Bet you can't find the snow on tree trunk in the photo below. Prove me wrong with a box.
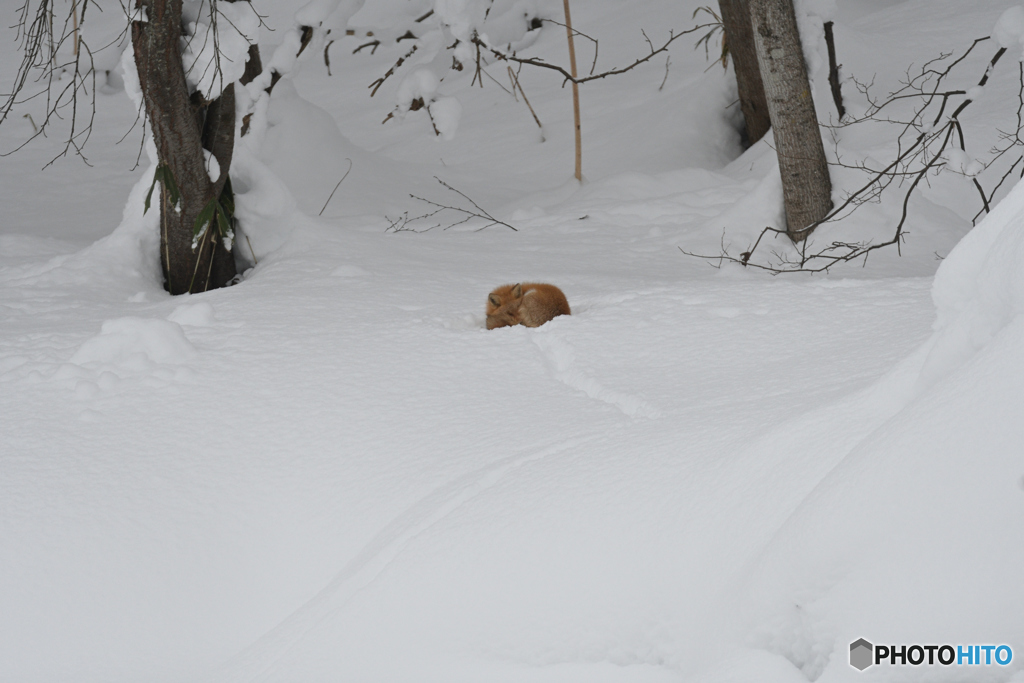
[132,0,236,294]
[749,0,832,242]
[718,0,771,146]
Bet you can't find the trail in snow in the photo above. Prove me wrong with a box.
[221,433,609,681]
[532,328,661,419]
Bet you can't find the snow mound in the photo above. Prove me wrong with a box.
[70,317,197,368]
[259,80,356,216]
[733,179,1024,681]
[919,177,1024,387]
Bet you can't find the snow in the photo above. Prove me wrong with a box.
[430,95,463,140]
[69,317,198,367]
[396,68,440,112]
[945,147,974,175]
[434,0,488,43]
[921,176,1024,387]
[2,0,1023,682]
[994,5,1024,58]
[732,182,1024,671]
[205,150,222,182]
[294,0,347,26]
[181,2,260,100]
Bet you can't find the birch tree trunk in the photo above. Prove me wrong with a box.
[718,0,770,146]
[749,0,832,241]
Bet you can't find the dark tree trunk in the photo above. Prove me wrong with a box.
[132,0,236,294]
[718,0,771,146]
[749,0,832,242]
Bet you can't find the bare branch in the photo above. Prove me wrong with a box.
[1,0,109,163]
[541,18,599,75]
[353,39,380,55]
[471,23,717,88]
[508,66,543,135]
[369,44,418,97]
[823,21,845,120]
[684,38,1023,273]
[386,177,518,233]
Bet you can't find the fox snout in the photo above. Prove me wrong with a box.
[485,283,571,330]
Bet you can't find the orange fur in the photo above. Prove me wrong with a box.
[486,283,571,330]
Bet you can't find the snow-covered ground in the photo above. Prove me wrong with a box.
[2,1,1022,682]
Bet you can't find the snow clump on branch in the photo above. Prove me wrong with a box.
[396,69,441,113]
[430,97,463,140]
[375,0,543,139]
[993,5,1024,60]
[180,0,260,100]
[394,69,462,140]
[943,148,984,178]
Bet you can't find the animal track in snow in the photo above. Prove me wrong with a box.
[532,329,660,419]
[217,433,603,682]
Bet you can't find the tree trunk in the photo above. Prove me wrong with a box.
[132,0,236,294]
[749,0,832,242]
[718,0,770,146]
[563,0,582,182]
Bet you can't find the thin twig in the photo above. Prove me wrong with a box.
[509,66,544,133]
[319,158,353,215]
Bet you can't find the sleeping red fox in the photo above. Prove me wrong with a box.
[486,283,571,330]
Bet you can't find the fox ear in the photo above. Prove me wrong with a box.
[488,294,501,307]
[511,283,523,298]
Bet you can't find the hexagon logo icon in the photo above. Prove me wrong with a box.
[850,638,874,671]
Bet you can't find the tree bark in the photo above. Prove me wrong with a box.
[132,0,236,294]
[749,0,832,241]
[718,0,770,146]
